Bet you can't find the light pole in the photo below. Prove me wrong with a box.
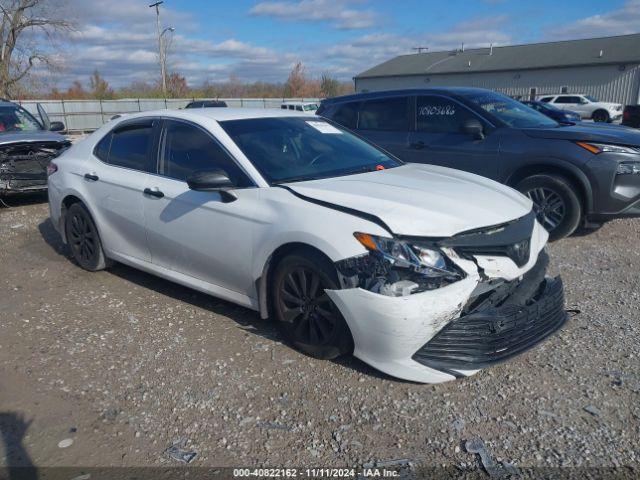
[149,1,166,97]
[160,26,175,96]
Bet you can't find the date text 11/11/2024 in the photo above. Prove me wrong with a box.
[233,467,403,477]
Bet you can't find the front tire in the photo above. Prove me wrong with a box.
[516,174,582,241]
[64,203,110,271]
[592,109,610,123]
[271,250,353,360]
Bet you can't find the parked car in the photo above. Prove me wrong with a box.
[185,100,228,108]
[538,94,623,123]
[0,99,70,196]
[317,88,640,240]
[521,100,581,124]
[622,105,640,128]
[47,108,566,384]
[281,101,319,114]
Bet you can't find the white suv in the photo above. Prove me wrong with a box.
[539,94,623,123]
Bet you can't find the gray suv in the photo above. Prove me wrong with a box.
[0,99,69,196]
[317,88,640,240]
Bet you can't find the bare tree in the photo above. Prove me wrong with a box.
[0,0,72,97]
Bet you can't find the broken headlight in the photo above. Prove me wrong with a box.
[335,233,465,297]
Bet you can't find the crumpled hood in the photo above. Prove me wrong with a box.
[0,130,67,146]
[286,164,532,237]
[522,124,640,144]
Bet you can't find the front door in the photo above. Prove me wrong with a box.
[552,96,587,117]
[142,119,258,297]
[404,95,499,180]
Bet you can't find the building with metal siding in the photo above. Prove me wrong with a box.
[355,34,640,106]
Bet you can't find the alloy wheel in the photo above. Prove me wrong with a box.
[526,187,566,231]
[277,267,338,345]
[68,212,97,264]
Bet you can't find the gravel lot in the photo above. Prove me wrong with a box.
[1,194,639,476]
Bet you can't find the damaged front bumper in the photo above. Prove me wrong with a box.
[327,217,568,384]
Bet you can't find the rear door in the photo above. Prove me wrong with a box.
[404,95,499,179]
[355,96,411,158]
[89,119,158,261]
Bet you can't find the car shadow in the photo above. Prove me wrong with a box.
[0,412,38,480]
[37,218,391,381]
[0,192,48,208]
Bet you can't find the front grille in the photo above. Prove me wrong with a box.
[412,277,567,371]
[457,238,531,268]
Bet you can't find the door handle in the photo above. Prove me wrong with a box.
[84,173,99,181]
[409,141,426,150]
[143,187,164,198]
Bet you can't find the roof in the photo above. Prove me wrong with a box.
[118,107,311,122]
[320,87,488,105]
[356,33,640,79]
[281,101,319,105]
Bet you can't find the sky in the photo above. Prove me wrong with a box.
[39,0,640,89]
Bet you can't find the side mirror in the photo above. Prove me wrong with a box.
[461,118,485,140]
[186,169,237,203]
[49,121,65,132]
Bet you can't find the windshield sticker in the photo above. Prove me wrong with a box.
[306,121,343,134]
[418,105,456,116]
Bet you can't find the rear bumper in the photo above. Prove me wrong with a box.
[412,277,567,373]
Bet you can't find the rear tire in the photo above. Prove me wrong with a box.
[516,174,582,241]
[592,109,610,123]
[271,250,353,360]
[64,203,110,271]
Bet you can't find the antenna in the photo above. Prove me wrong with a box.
[412,47,429,54]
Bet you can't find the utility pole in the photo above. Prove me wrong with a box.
[149,1,166,97]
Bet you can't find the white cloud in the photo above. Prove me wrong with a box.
[545,0,640,40]
[249,0,376,29]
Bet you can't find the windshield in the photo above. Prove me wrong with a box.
[464,92,558,128]
[584,95,598,102]
[220,117,401,184]
[303,104,318,111]
[0,105,42,132]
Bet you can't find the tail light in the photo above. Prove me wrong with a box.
[47,161,58,176]
[623,110,630,121]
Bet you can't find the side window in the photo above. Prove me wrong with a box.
[107,122,154,171]
[161,121,251,187]
[295,105,303,111]
[540,97,553,103]
[330,102,358,129]
[358,97,408,131]
[94,132,112,162]
[281,105,287,109]
[416,96,478,134]
[288,105,295,110]
[554,96,579,104]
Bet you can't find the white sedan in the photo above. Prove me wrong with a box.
[47,108,567,383]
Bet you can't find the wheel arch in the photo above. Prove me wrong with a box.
[505,161,593,213]
[592,108,610,121]
[256,242,338,320]
[59,191,101,244]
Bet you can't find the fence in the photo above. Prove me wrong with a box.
[16,98,322,132]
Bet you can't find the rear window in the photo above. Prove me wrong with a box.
[96,122,155,172]
[330,102,358,129]
[358,97,408,131]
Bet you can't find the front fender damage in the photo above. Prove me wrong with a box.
[326,257,481,384]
